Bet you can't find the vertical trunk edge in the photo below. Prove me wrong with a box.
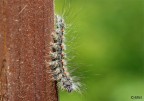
[0,0,58,101]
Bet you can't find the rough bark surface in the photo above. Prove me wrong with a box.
[0,0,58,101]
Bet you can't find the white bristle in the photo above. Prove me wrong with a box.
[49,14,80,93]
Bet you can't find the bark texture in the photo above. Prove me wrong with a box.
[0,0,58,101]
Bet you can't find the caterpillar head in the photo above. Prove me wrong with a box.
[56,15,65,29]
[61,76,81,93]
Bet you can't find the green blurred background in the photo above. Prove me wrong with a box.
[55,0,144,101]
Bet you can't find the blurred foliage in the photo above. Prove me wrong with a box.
[55,0,144,101]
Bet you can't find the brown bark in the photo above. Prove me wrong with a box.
[0,0,58,101]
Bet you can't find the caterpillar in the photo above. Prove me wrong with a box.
[49,15,81,92]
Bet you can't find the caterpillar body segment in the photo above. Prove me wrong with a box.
[49,15,80,92]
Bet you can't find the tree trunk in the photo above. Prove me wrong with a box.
[0,0,58,101]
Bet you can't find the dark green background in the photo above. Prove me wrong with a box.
[55,0,144,101]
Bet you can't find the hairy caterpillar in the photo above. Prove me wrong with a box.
[49,15,81,92]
